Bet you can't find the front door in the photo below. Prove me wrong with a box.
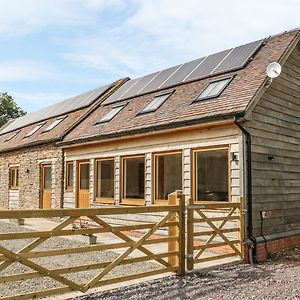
[41,164,52,209]
[77,161,90,208]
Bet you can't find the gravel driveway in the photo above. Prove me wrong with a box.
[74,248,300,300]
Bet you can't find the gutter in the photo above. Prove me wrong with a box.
[233,116,257,264]
[58,111,245,147]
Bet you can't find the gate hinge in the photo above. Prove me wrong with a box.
[242,209,247,215]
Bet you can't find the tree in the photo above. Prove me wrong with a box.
[0,93,26,128]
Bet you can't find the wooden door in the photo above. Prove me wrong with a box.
[41,164,52,209]
[77,162,90,208]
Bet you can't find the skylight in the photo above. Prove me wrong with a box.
[194,77,233,101]
[42,116,66,133]
[139,92,173,114]
[5,130,20,142]
[96,104,126,124]
[24,122,45,138]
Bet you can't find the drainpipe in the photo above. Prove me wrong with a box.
[233,116,257,264]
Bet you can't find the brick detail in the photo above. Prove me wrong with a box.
[243,235,300,262]
[145,153,152,206]
[114,156,120,205]
[183,148,191,201]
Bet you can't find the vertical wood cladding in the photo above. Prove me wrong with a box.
[247,43,300,237]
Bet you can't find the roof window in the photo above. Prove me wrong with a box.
[138,92,173,114]
[96,104,126,124]
[5,130,20,142]
[42,116,66,133]
[24,122,45,138]
[194,77,233,102]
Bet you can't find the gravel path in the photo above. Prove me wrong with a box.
[0,221,159,298]
[74,248,300,300]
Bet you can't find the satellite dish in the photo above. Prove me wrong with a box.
[266,62,282,79]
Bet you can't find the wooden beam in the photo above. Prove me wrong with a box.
[0,205,179,219]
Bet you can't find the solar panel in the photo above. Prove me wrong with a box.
[0,83,112,135]
[139,65,181,94]
[213,40,263,74]
[184,49,232,82]
[102,78,140,105]
[120,71,160,100]
[161,57,205,88]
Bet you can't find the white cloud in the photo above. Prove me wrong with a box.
[0,0,125,37]
[127,0,300,56]
[62,0,300,78]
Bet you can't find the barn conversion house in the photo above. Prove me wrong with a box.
[0,79,126,209]
[0,28,300,262]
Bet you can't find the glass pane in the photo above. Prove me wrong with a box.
[96,160,114,198]
[200,82,218,98]
[80,163,90,190]
[196,149,228,201]
[16,169,19,187]
[67,163,74,188]
[207,79,230,96]
[44,166,52,190]
[98,105,124,123]
[141,93,171,113]
[124,157,145,199]
[156,153,182,200]
[9,169,13,188]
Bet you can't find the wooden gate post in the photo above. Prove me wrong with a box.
[168,192,179,268]
[186,197,194,270]
[178,192,185,275]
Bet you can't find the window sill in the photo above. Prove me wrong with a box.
[94,198,115,204]
[120,199,145,206]
[9,187,19,190]
[153,199,169,205]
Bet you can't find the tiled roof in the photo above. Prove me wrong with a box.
[61,29,299,145]
[0,79,127,152]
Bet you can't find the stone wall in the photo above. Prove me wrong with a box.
[0,144,63,209]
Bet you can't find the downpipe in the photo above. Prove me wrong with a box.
[233,116,257,264]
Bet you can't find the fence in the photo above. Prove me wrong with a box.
[187,198,243,269]
[0,193,243,299]
[0,203,183,300]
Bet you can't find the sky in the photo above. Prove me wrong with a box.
[0,0,299,113]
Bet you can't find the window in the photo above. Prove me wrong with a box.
[43,116,66,133]
[194,77,233,101]
[66,162,74,191]
[122,156,145,203]
[96,104,126,124]
[139,92,173,114]
[9,167,19,189]
[5,130,20,142]
[79,163,90,190]
[24,122,45,138]
[95,159,114,202]
[154,152,182,203]
[194,148,229,202]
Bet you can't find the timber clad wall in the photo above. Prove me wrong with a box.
[64,124,241,215]
[247,43,300,238]
[0,144,63,209]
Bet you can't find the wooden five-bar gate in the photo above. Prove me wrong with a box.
[0,193,243,299]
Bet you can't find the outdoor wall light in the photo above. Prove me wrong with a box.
[268,155,274,161]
